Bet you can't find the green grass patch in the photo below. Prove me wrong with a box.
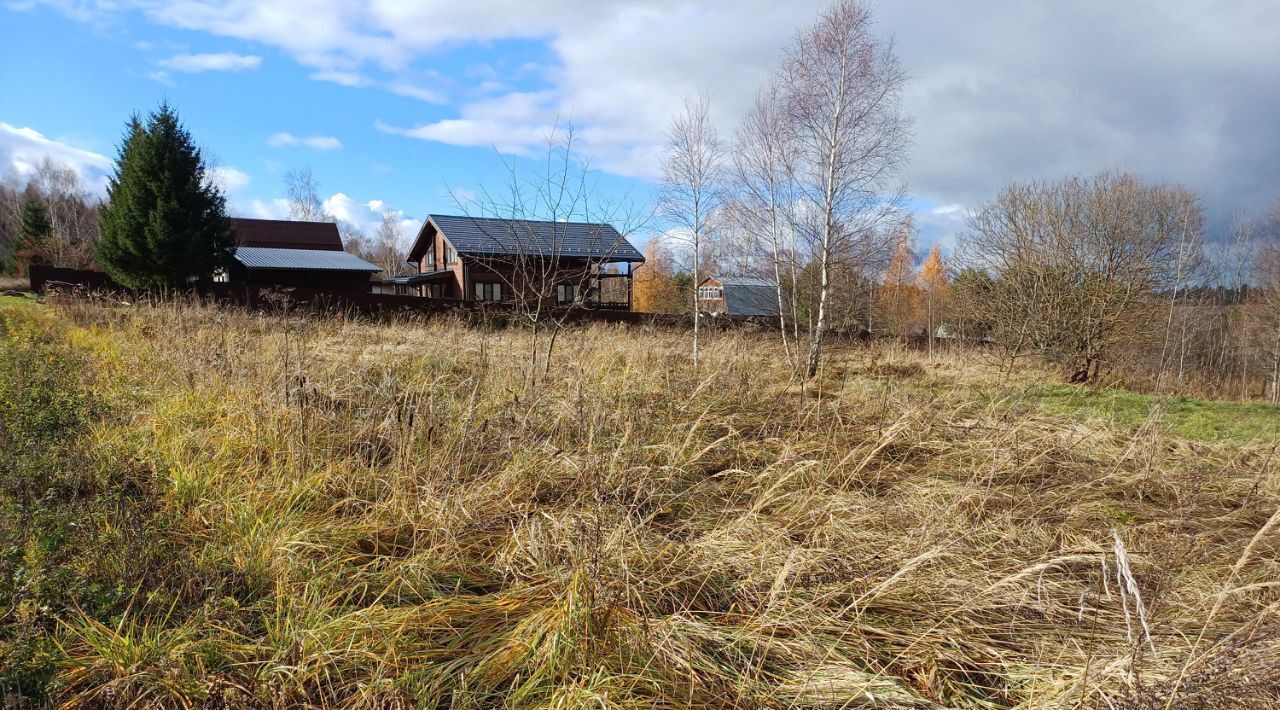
[1031,383,1280,443]
[0,293,38,308]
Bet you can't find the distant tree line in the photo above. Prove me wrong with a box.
[640,0,1280,399]
[1,111,408,283]
[0,160,101,276]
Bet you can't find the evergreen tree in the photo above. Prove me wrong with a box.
[16,197,52,271]
[96,103,233,289]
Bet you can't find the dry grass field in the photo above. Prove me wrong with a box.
[2,295,1279,708]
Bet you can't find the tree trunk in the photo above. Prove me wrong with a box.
[806,221,832,378]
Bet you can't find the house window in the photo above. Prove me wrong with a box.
[444,242,457,265]
[698,287,722,300]
[474,282,502,301]
[427,283,447,299]
[556,283,579,304]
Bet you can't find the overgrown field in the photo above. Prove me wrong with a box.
[2,297,1278,708]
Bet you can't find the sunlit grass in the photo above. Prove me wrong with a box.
[1032,382,1280,443]
[3,295,1279,707]
[0,293,37,308]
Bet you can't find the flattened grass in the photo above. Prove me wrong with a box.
[2,298,1278,708]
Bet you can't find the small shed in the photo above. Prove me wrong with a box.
[226,218,380,294]
[697,276,780,317]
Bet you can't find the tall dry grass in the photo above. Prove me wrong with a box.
[4,295,1279,708]
[0,275,30,292]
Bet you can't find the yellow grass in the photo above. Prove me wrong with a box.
[3,295,1279,708]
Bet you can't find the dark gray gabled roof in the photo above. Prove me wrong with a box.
[416,214,644,262]
[702,275,780,317]
[716,276,776,288]
[725,284,780,317]
[233,247,381,272]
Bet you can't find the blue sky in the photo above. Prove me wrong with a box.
[1,2,654,242]
[3,0,1279,251]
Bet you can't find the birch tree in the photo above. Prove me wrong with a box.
[733,82,802,370]
[284,168,332,222]
[780,0,911,377]
[660,93,725,374]
[367,211,408,276]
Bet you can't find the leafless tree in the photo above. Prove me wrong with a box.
[371,211,408,276]
[1258,253,1280,403]
[284,168,332,223]
[660,92,726,374]
[461,123,647,385]
[779,0,911,377]
[282,167,372,262]
[957,172,1204,383]
[0,160,100,272]
[732,82,803,370]
[30,159,98,268]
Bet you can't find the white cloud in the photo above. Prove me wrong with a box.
[236,192,419,248]
[243,197,292,220]
[323,192,419,245]
[387,82,447,104]
[157,52,262,73]
[310,70,370,87]
[206,165,250,193]
[30,0,1280,226]
[267,132,342,151]
[441,187,476,206]
[0,122,112,194]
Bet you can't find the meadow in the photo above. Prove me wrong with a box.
[1,294,1278,708]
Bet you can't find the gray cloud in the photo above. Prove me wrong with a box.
[876,0,1280,240]
[19,0,1280,242]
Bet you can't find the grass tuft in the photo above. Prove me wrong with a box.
[1,296,1278,707]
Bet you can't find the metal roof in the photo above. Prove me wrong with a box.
[724,284,780,316]
[381,271,453,285]
[715,276,777,288]
[701,275,780,317]
[230,218,344,251]
[233,247,381,272]
[411,214,645,262]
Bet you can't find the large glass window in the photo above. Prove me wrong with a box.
[556,283,579,304]
[474,282,502,301]
[698,286,723,300]
[444,242,457,265]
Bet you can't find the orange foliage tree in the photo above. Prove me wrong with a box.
[875,223,920,336]
[633,236,681,313]
[918,244,950,354]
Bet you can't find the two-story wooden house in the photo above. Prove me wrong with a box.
[399,214,645,310]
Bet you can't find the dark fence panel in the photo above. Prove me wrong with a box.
[26,267,998,346]
[26,267,723,328]
[29,265,122,294]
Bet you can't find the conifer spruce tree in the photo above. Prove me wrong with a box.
[96,103,233,289]
[16,197,52,272]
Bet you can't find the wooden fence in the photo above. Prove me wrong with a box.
[25,266,725,329]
